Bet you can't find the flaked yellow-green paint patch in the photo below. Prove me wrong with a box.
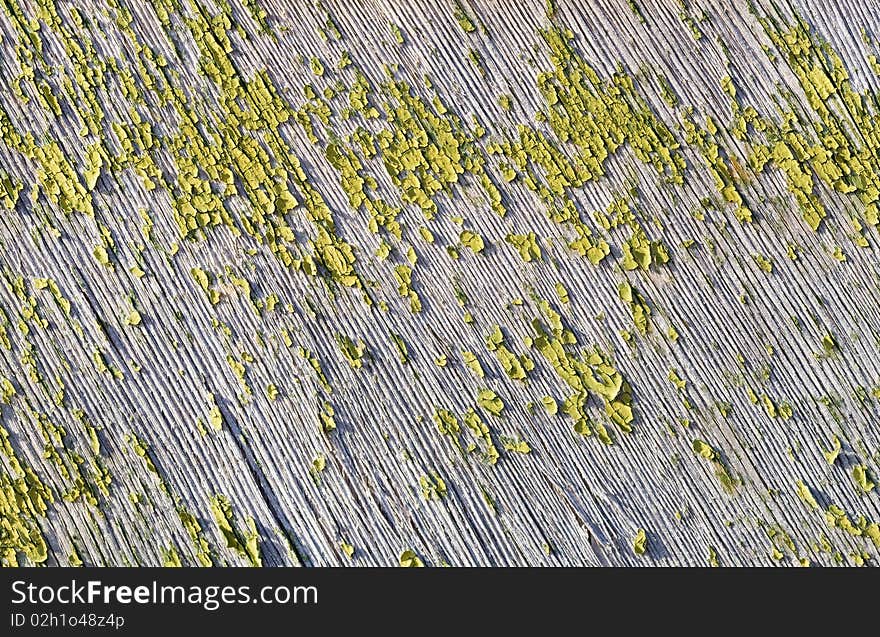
[633,528,647,555]
[399,548,424,567]
[210,495,262,567]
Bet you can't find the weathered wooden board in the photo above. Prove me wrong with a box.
[1,0,880,567]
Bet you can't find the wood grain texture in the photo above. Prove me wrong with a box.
[1,0,880,567]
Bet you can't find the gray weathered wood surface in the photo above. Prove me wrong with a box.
[1,0,880,566]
